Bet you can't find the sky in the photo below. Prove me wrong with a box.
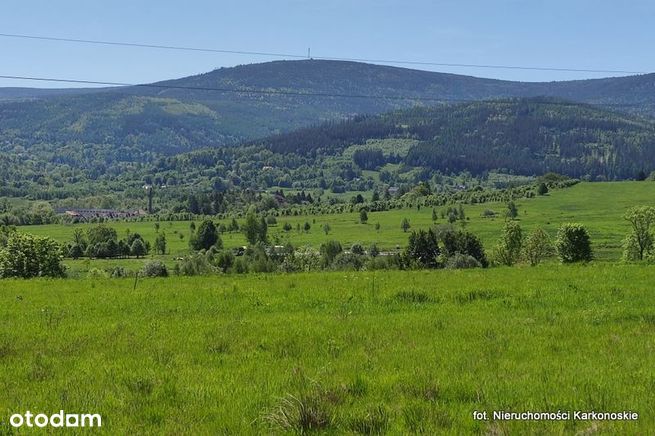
[0,0,653,88]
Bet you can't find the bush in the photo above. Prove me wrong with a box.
[320,241,343,267]
[0,233,66,278]
[68,244,84,259]
[280,246,321,272]
[350,243,365,255]
[556,223,593,263]
[493,221,523,266]
[368,243,380,257]
[141,260,169,277]
[365,255,401,271]
[331,253,364,271]
[215,250,235,273]
[445,253,482,269]
[176,253,215,276]
[87,268,108,279]
[108,266,129,278]
[440,228,488,267]
[523,227,554,266]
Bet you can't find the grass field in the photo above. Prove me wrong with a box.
[15,181,655,276]
[1,265,654,433]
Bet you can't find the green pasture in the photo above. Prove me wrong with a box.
[1,265,654,433]
[17,182,655,274]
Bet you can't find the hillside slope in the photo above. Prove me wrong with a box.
[1,60,655,157]
[246,98,655,179]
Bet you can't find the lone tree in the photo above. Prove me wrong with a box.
[622,206,655,261]
[0,233,66,278]
[523,227,554,266]
[322,223,331,235]
[556,223,593,263]
[506,201,519,220]
[493,221,523,266]
[154,232,167,255]
[359,209,368,224]
[401,218,411,233]
[190,219,220,251]
[243,208,267,245]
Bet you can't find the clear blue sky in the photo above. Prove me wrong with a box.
[1,0,653,88]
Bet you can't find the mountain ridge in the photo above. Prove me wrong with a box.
[1,60,655,159]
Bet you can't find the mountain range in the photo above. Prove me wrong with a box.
[1,60,655,158]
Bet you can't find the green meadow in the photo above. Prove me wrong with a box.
[18,181,655,276]
[1,265,654,434]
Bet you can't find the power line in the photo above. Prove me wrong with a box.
[0,73,646,108]
[0,32,648,75]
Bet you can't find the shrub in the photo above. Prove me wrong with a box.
[233,257,249,274]
[141,260,168,277]
[331,253,364,271]
[368,243,380,257]
[365,254,401,271]
[0,233,65,278]
[556,223,593,263]
[320,241,343,267]
[281,246,321,272]
[108,266,129,278]
[445,253,482,269]
[177,253,215,276]
[350,243,365,255]
[68,244,84,259]
[87,268,108,279]
[215,250,235,273]
[523,227,554,266]
[493,221,523,266]
[440,228,488,267]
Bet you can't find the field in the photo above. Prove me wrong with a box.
[16,181,655,276]
[1,265,654,433]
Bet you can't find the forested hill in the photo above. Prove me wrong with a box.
[1,60,655,158]
[248,98,655,179]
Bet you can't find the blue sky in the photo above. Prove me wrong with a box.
[0,0,653,88]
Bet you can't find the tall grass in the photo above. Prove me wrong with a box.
[1,264,654,433]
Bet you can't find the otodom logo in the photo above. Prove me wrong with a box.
[9,410,102,428]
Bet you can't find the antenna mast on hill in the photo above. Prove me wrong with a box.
[308,47,311,59]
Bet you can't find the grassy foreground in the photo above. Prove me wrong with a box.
[1,265,654,434]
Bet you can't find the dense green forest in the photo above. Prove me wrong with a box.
[2,97,655,220]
